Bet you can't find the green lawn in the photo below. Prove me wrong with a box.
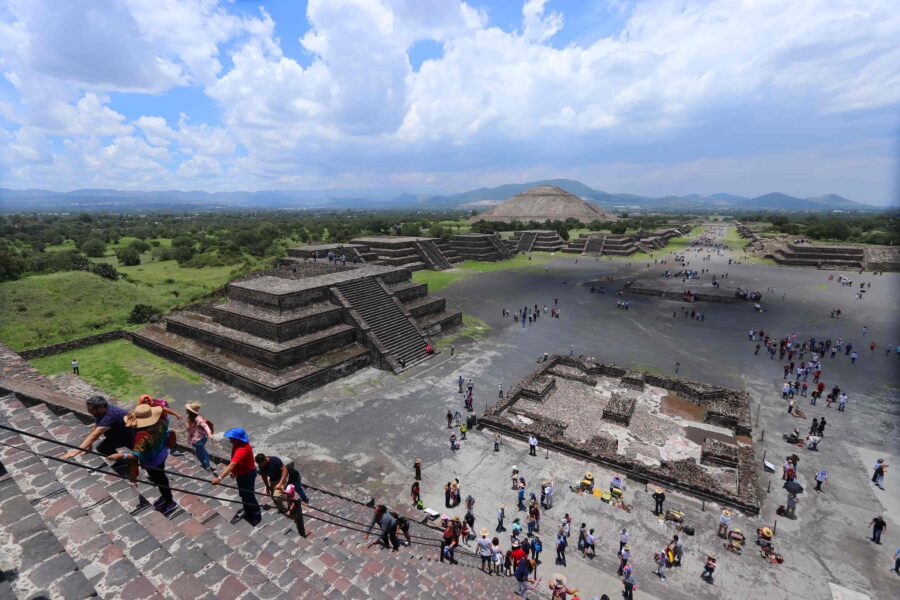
[412,253,564,291]
[0,258,255,350]
[434,314,491,349]
[30,339,202,402]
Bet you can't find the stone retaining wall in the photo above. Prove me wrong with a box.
[18,330,131,360]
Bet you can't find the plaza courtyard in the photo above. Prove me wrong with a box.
[17,225,899,600]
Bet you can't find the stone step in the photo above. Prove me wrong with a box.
[166,314,356,370]
[132,327,370,404]
[209,300,345,342]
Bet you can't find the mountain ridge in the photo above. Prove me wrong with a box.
[0,180,883,213]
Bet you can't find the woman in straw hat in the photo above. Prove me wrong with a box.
[718,508,732,538]
[107,404,176,514]
[184,401,214,474]
[548,573,577,599]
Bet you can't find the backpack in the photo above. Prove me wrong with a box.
[204,417,214,434]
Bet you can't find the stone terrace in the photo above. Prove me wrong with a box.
[132,264,461,403]
[479,356,759,513]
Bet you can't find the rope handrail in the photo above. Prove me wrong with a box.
[0,421,454,545]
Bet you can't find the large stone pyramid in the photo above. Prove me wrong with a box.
[470,184,615,223]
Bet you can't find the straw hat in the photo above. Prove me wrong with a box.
[415,458,422,465]
[185,401,201,415]
[721,508,732,517]
[652,485,663,494]
[554,574,567,585]
[125,404,162,428]
[452,515,461,522]
[760,527,773,538]
[511,540,520,548]
[480,528,489,537]
[623,544,631,551]
[499,504,507,510]
[585,471,594,480]
[708,552,718,559]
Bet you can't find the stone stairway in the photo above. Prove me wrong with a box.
[414,239,452,271]
[0,394,519,600]
[515,231,537,253]
[487,235,512,259]
[335,278,428,369]
[583,234,605,255]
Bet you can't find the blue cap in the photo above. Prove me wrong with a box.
[223,427,249,443]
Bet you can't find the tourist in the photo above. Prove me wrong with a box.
[414,458,422,480]
[212,428,261,526]
[622,567,636,600]
[555,527,568,566]
[814,468,828,492]
[62,396,135,460]
[617,544,631,575]
[517,480,527,511]
[446,409,453,428]
[366,504,399,551]
[669,534,683,566]
[71,358,79,375]
[497,504,507,532]
[528,434,538,456]
[656,547,668,580]
[577,523,587,552]
[411,481,420,506]
[809,417,819,437]
[674,362,680,376]
[718,509,732,537]
[491,537,504,575]
[583,528,596,558]
[548,573,577,599]
[528,500,540,535]
[543,480,554,508]
[184,402,214,474]
[514,558,537,598]
[872,458,887,489]
[256,453,305,513]
[499,383,504,398]
[619,528,628,553]
[458,375,464,393]
[106,403,174,513]
[652,485,666,515]
[532,534,542,562]
[494,433,501,452]
[701,552,717,583]
[869,516,886,544]
[838,393,848,411]
[818,417,827,437]
[477,528,493,572]
[786,493,798,517]
[440,516,460,564]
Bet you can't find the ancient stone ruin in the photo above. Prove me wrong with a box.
[564,227,689,257]
[133,263,460,403]
[480,355,759,513]
[288,236,462,271]
[449,233,512,261]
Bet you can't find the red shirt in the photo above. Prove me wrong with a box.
[230,442,256,476]
[510,547,527,567]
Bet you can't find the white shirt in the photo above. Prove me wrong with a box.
[815,470,827,481]
[529,436,538,447]
[620,532,628,544]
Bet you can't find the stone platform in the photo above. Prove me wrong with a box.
[624,276,738,303]
[479,356,758,513]
[133,264,461,403]
[449,233,511,261]
[288,236,464,271]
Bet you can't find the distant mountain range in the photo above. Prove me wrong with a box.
[0,179,882,213]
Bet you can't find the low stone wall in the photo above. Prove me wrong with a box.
[18,330,130,360]
[479,355,760,514]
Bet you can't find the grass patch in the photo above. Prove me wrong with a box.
[412,253,563,291]
[30,339,202,401]
[412,269,469,292]
[722,226,747,252]
[0,258,261,350]
[435,314,491,349]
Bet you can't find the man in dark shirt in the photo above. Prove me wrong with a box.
[514,558,536,598]
[255,453,307,512]
[62,396,134,459]
[869,516,887,544]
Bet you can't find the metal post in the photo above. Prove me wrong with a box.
[294,501,307,537]
[755,404,761,427]
[766,481,770,494]
[545,446,549,460]
[772,519,777,535]
[760,430,765,442]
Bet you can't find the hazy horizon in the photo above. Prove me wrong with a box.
[1,1,898,206]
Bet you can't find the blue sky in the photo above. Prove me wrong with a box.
[0,0,897,205]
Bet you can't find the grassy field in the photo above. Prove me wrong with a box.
[0,258,257,350]
[30,339,202,401]
[412,252,562,291]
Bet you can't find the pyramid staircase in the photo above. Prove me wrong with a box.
[0,394,519,600]
[514,231,537,253]
[334,278,428,370]
[414,240,452,271]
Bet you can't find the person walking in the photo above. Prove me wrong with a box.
[414,458,422,481]
[700,552,717,583]
[656,547,668,580]
[71,358,79,375]
[184,402,214,474]
[814,468,828,492]
[669,534,683,566]
[818,417,827,437]
[514,558,537,598]
[497,504,507,532]
[528,434,538,456]
[618,528,628,554]
[674,362,680,376]
[555,527,567,566]
[617,544,631,575]
[869,516,887,544]
[446,409,453,428]
[718,509,732,537]
[440,516,460,564]
[62,396,135,461]
[499,383,504,398]
[458,375,464,393]
[872,458,887,489]
[212,428,261,526]
[622,569,636,600]
[106,403,174,513]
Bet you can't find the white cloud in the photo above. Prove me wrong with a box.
[1,0,898,202]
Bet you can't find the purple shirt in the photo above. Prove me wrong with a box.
[96,405,134,447]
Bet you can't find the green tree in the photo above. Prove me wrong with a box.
[80,237,107,257]
[116,246,141,266]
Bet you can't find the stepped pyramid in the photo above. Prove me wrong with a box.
[470,185,615,224]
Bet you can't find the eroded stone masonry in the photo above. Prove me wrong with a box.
[480,355,759,514]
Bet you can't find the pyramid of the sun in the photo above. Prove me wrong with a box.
[469,184,615,223]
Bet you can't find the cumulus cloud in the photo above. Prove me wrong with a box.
[0,0,897,201]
